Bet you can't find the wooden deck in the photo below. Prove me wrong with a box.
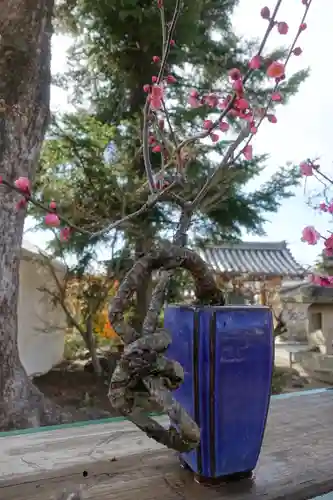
[1,389,333,500]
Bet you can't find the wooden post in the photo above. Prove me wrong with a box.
[260,282,267,305]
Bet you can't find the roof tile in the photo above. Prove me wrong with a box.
[198,241,304,278]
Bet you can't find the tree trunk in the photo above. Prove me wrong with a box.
[85,314,103,376]
[132,236,153,332]
[0,0,73,430]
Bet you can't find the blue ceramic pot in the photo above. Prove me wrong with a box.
[164,305,274,480]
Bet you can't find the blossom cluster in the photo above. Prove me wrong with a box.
[144,0,310,180]
[0,176,71,241]
[299,159,333,286]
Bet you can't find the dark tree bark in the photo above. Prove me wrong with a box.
[132,235,153,331]
[0,0,74,430]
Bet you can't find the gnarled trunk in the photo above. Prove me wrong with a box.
[132,235,153,331]
[0,0,72,430]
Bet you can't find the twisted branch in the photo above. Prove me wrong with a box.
[108,243,224,452]
[142,207,191,335]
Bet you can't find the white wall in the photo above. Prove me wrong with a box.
[18,254,67,377]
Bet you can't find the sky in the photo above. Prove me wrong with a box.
[24,0,332,267]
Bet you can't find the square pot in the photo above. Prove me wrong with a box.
[164,305,274,480]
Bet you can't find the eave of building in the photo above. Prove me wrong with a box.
[198,241,305,280]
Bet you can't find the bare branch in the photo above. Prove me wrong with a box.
[192,122,251,209]
[142,206,192,336]
[142,0,183,192]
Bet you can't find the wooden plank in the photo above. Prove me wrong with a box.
[1,390,333,500]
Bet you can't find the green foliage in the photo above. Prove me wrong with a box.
[314,252,333,276]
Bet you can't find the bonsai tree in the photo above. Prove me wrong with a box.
[0,0,313,450]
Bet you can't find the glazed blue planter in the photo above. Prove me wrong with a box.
[164,305,274,480]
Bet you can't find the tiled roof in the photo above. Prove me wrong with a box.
[198,241,305,279]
